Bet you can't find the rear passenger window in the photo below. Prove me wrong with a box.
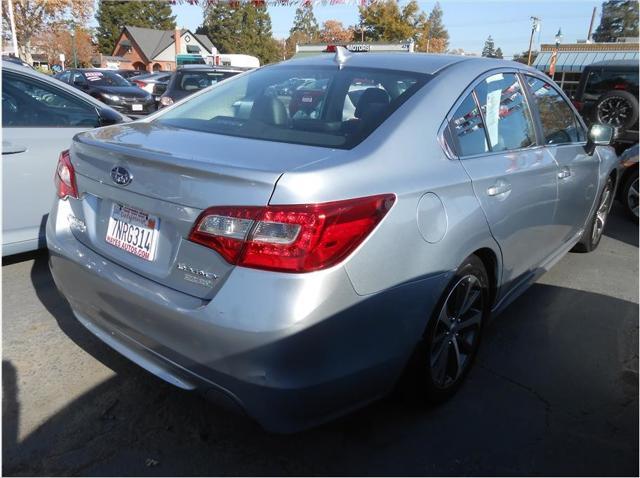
[526,76,585,145]
[450,93,489,157]
[474,73,536,152]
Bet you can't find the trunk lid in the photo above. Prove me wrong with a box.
[68,121,333,300]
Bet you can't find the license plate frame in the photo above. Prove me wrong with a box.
[105,203,159,261]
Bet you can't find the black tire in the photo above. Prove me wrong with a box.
[595,90,639,131]
[573,176,615,253]
[621,169,639,222]
[411,255,490,404]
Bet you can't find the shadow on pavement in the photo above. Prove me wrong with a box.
[605,203,638,248]
[3,255,638,476]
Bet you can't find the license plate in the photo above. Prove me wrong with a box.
[105,204,159,261]
[131,104,143,111]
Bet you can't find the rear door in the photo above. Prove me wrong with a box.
[449,71,560,293]
[2,70,101,253]
[523,74,598,244]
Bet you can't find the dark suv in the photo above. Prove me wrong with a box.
[573,60,638,149]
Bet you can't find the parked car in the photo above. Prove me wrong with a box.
[573,60,638,149]
[47,52,619,432]
[617,143,639,221]
[2,60,127,256]
[129,72,171,103]
[158,65,243,108]
[55,68,156,116]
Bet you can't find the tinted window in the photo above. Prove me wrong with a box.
[526,76,585,144]
[474,73,536,152]
[57,71,70,83]
[176,70,239,91]
[157,66,429,149]
[585,69,639,100]
[450,93,489,156]
[2,73,98,127]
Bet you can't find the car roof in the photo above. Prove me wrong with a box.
[276,52,516,76]
[2,60,128,120]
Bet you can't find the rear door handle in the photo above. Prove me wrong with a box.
[486,180,512,197]
[558,167,572,180]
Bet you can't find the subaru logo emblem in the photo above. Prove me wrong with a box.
[111,166,132,186]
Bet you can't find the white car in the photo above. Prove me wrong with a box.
[2,60,128,256]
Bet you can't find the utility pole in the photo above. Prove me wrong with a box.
[7,0,19,59]
[527,16,541,66]
[587,6,597,42]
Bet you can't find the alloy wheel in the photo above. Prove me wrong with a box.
[597,97,631,127]
[591,180,614,245]
[627,178,639,219]
[430,274,484,389]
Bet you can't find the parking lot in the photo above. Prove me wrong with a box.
[2,203,638,476]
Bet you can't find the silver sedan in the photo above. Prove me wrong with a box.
[46,51,619,432]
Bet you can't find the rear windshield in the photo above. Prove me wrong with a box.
[175,70,240,91]
[584,69,639,100]
[156,65,430,149]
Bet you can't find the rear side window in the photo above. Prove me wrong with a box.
[156,65,429,149]
[450,93,489,156]
[474,73,536,152]
[525,76,585,144]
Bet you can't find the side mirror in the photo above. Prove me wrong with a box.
[96,107,125,126]
[584,123,614,155]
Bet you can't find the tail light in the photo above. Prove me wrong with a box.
[133,80,147,88]
[189,194,395,273]
[571,99,583,111]
[54,149,78,199]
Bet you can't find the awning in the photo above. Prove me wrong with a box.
[533,50,639,73]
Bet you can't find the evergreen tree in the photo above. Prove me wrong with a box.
[198,2,281,65]
[290,1,319,42]
[593,0,639,42]
[96,0,176,54]
[495,47,503,59]
[481,35,496,57]
[425,2,449,51]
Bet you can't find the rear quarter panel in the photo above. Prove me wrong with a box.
[270,62,503,296]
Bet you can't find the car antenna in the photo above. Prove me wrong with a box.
[334,46,351,69]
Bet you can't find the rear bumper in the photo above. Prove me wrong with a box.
[46,199,448,432]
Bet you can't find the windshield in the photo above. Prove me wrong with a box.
[83,71,130,87]
[156,65,429,149]
[175,70,240,91]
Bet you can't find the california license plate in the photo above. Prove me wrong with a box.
[131,104,143,111]
[105,204,159,261]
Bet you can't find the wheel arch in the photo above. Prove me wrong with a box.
[471,247,499,308]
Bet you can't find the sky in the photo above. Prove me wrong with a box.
[172,0,604,58]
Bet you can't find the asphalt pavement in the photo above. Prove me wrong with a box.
[2,203,638,476]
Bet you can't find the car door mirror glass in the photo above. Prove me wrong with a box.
[585,123,614,155]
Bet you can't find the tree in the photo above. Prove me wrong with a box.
[319,20,354,43]
[481,35,496,57]
[512,50,537,64]
[96,0,176,55]
[593,0,639,42]
[35,26,96,67]
[495,47,503,59]
[358,0,423,42]
[290,0,319,43]
[198,2,281,65]
[284,30,306,60]
[1,0,92,64]
[416,1,449,52]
